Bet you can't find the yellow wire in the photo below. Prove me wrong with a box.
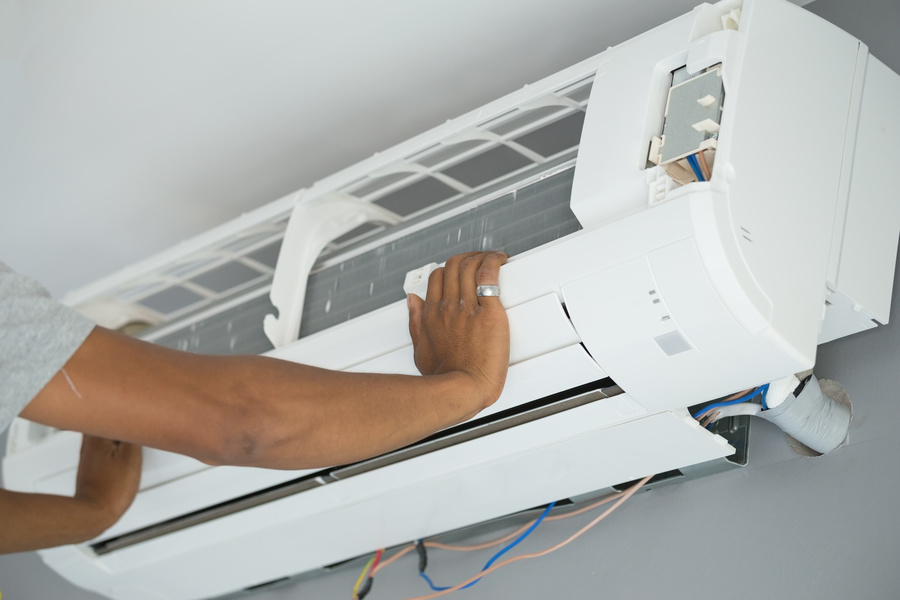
[352,555,377,599]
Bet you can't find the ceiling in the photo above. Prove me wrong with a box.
[0,0,812,297]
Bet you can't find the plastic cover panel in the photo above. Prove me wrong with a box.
[299,166,581,338]
[152,166,582,355]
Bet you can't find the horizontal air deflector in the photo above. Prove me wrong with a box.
[91,378,616,556]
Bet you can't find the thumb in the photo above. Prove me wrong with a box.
[407,294,424,343]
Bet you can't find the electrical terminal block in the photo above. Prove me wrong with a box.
[666,147,717,186]
[648,64,725,185]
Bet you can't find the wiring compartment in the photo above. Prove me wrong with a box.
[648,65,724,185]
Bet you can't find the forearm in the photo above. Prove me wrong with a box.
[230,359,485,468]
[0,489,117,554]
[21,252,508,470]
[23,328,490,469]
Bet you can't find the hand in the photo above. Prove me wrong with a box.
[0,436,141,553]
[407,251,510,411]
[75,435,142,530]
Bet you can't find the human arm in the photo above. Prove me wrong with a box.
[0,435,141,553]
[20,251,509,469]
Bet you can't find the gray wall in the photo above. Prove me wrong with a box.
[3,0,900,598]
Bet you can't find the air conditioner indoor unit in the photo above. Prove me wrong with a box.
[4,0,900,598]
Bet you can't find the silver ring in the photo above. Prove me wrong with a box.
[476,285,501,297]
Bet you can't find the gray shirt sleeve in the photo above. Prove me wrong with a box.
[0,262,95,432]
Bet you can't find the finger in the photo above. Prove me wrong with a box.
[407,293,424,343]
[475,252,508,307]
[458,253,487,305]
[442,252,480,304]
[424,266,445,304]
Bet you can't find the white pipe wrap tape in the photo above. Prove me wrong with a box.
[759,375,850,454]
[765,374,800,409]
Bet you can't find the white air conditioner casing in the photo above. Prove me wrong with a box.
[5,1,900,598]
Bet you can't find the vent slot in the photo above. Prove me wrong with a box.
[441,145,533,188]
[372,176,458,216]
[137,286,206,315]
[514,112,586,158]
[189,261,266,294]
[246,241,282,268]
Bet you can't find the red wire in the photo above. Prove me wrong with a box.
[370,549,384,575]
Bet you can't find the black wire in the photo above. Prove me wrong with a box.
[357,576,373,600]
[416,539,428,573]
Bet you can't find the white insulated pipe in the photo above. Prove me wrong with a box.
[758,375,851,454]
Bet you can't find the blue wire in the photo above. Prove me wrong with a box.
[418,502,557,592]
[686,154,705,182]
[418,571,451,592]
[692,383,770,420]
[480,501,556,573]
[689,154,705,181]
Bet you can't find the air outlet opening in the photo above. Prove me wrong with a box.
[612,469,684,491]
[244,577,290,592]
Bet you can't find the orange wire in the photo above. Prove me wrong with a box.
[399,475,652,600]
[372,544,416,576]
[424,526,533,552]
[698,150,711,181]
[372,489,628,579]
[425,489,625,552]
[545,490,625,522]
